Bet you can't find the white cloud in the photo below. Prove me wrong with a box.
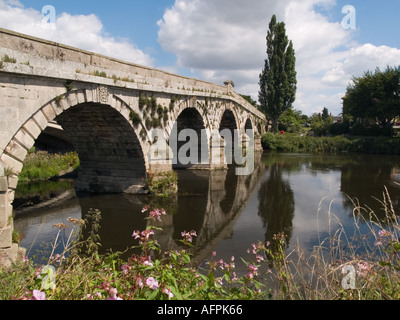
[158,0,400,116]
[0,0,154,67]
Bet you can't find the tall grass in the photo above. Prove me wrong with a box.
[269,187,400,300]
[18,151,80,183]
[1,189,399,300]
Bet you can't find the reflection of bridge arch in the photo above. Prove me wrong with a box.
[161,152,266,262]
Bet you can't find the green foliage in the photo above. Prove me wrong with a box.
[259,15,297,132]
[129,110,141,126]
[262,133,352,154]
[93,70,107,78]
[146,171,178,197]
[343,66,400,133]
[309,112,333,137]
[138,94,167,130]
[278,108,308,134]
[63,80,75,92]
[2,54,17,63]
[19,152,80,183]
[261,133,400,155]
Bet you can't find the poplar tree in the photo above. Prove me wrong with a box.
[259,15,297,132]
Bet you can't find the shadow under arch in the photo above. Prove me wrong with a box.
[170,107,209,170]
[55,102,147,194]
[219,109,239,162]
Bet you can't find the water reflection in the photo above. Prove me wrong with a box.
[14,152,400,267]
[257,162,294,247]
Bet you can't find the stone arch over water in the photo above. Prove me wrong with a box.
[170,106,210,170]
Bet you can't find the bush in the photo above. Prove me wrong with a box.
[261,133,352,154]
[261,133,400,155]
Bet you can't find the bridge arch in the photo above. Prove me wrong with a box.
[3,88,149,195]
[169,102,210,170]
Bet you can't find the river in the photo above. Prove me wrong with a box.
[14,152,400,270]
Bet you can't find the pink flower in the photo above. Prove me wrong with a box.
[181,230,197,243]
[106,288,123,300]
[122,264,131,275]
[32,290,46,300]
[141,206,149,213]
[146,277,159,290]
[379,230,391,237]
[162,288,174,299]
[357,261,371,278]
[136,277,144,288]
[143,257,154,267]
[132,231,141,240]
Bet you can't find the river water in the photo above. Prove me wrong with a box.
[14,152,400,270]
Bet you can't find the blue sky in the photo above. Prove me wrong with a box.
[1,0,400,116]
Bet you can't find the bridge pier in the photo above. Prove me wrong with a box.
[0,166,22,268]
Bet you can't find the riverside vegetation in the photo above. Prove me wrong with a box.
[17,150,80,183]
[1,188,400,300]
[261,133,400,155]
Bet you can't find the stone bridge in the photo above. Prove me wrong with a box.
[0,28,266,266]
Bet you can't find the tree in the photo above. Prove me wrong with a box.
[343,66,400,135]
[278,108,308,134]
[259,15,297,132]
[321,107,330,121]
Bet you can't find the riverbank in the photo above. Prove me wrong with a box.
[261,133,400,155]
[2,191,400,301]
[17,151,80,183]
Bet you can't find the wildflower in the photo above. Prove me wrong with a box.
[215,278,223,287]
[143,256,154,267]
[149,208,167,222]
[374,240,383,247]
[136,277,144,288]
[246,264,259,280]
[162,287,174,299]
[232,272,238,282]
[141,206,150,213]
[132,230,141,240]
[132,229,155,244]
[146,277,159,290]
[121,264,131,275]
[379,230,391,238]
[51,254,66,263]
[181,230,197,243]
[249,264,258,275]
[357,261,370,278]
[256,255,265,263]
[32,290,46,301]
[246,272,254,280]
[106,288,122,300]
